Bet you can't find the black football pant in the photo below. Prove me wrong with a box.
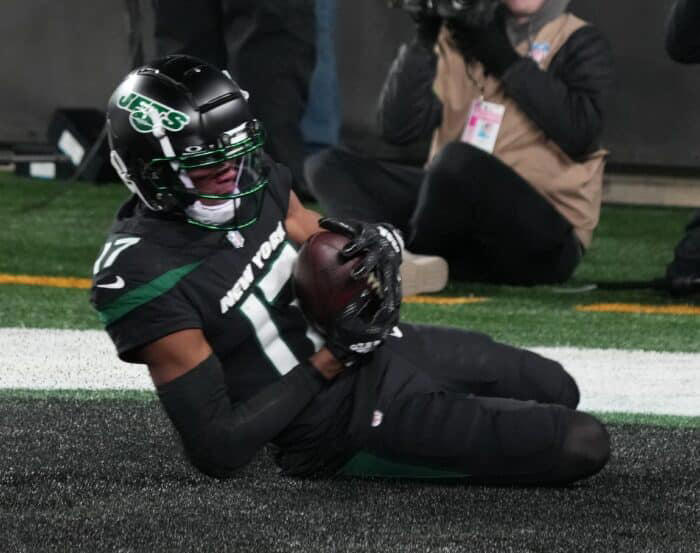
[340,324,609,484]
[153,0,316,196]
[306,142,582,284]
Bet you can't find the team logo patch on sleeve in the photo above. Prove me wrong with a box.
[117,91,190,133]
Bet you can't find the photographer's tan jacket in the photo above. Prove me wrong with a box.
[430,14,606,248]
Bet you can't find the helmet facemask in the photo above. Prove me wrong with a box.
[143,119,268,231]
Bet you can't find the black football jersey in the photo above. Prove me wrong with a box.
[90,162,323,402]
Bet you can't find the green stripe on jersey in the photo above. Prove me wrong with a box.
[97,261,202,326]
[340,451,470,479]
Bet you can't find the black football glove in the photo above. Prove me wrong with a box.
[324,288,400,365]
[318,217,403,364]
[446,9,519,77]
[319,217,403,313]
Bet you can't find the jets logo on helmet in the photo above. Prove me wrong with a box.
[117,92,190,133]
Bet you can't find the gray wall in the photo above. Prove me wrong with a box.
[0,0,154,145]
[570,0,700,168]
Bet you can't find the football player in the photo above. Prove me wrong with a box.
[92,55,609,483]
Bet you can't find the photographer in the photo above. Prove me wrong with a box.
[664,0,700,295]
[307,0,614,284]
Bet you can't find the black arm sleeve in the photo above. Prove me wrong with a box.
[500,26,614,159]
[666,0,700,63]
[376,39,443,145]
[157,354,325,478]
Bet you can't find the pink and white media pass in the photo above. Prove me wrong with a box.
[460,98,505,154]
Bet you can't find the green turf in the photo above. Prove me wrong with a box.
[402,292,700,351]
[595,411,700,428]
[0,285,99,329]
[0,174,129,276]
[1,173,698,351]
[575,204,690,282]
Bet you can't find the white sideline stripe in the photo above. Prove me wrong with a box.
[532,347,699,417]
[0,329,698,416]
[0,329,153,391]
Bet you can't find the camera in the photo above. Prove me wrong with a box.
[387,0,500,27]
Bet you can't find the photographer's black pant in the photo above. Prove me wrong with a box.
[306,142,582,284]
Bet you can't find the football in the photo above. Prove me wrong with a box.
[292,231,370,332]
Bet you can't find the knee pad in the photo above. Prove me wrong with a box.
[477,400,568,478]
[552,411,610,484]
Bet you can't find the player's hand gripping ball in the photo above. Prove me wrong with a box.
[293,219,403,364]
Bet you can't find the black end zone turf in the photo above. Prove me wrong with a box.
[1,398,697,552]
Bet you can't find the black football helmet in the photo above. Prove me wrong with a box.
[106,55,268,230]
